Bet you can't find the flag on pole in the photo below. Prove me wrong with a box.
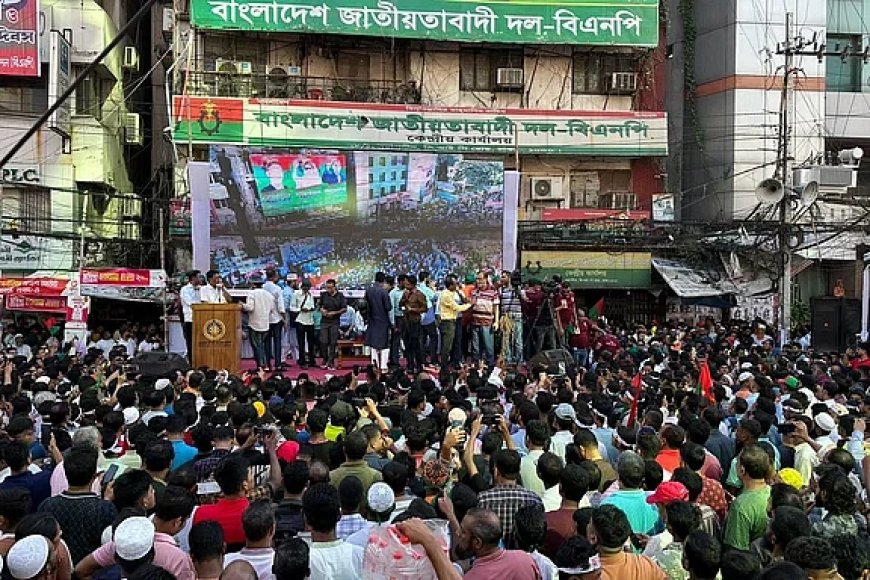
[627,372,643,427]
[588,297,604,321]
[698,360,716,405]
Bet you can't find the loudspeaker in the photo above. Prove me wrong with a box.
[132,351,190,377]
[840,298,861,347]
[527,349,576,376]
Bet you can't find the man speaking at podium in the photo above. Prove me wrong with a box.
[201,270,233,304]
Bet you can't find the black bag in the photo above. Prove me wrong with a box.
[274,499,305,544]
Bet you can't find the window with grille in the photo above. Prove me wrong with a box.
[18,189,51,232]
[572,53,637,95]
[460,49,524,92]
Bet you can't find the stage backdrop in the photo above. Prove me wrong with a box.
[197,146,511,291]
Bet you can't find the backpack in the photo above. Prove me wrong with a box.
[274,500,305,544]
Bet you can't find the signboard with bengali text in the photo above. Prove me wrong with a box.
[0,277,67,296]
[541,209,650,221]
[190,0,659,46]
[173,97,667,156]
[0,236,74,271]
[6,294,66,312]
[0,0,39,76]
[80,268,168,288]
[522,250,651,288]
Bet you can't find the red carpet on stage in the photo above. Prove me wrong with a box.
[239,358,354,381]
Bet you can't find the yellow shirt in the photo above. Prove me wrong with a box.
[438,289,471,321]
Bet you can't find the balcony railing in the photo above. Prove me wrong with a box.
[181,71,422,104]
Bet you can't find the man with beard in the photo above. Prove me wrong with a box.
[454,508,541,580]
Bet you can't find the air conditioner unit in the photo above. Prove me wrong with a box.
[125,113,143,146]
[120,195,142,219]
[611,71,637,92]
[123,46,139,72]
[496,67,524,88]
[531,177,565,201]
[215,59,253,75]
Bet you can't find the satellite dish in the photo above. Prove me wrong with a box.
[755,178,785,204]
[796,180,819,205]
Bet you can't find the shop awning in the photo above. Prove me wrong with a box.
[796,232,869,262]
[652,258,773,298]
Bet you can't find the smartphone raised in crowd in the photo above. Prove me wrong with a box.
[40,425,52,447]
[102,464,120,486]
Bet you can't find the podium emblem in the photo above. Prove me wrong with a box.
[203,318,227,342]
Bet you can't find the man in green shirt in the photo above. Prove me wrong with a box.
[723,445,771,551]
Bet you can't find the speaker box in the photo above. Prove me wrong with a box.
[132,351,190,377]
[840,299,862,343]
[811,297,844,352]
[527,349,576,376]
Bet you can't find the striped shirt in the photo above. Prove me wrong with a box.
[471,287,500,327]
[499,287,523,320]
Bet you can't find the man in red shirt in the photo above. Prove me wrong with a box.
[193,455,252,549]
[656,425,685,476]
[554,282,577,338]
[542,464,588,558]
[193,428,282,552]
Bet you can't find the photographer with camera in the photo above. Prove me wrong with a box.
[498,270,525,365]
[524,278,561,358]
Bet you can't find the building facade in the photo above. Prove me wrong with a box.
[0,0,148,277]
[171,0,669,319]
[666,0,869,327]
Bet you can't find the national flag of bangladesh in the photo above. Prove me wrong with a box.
[173,96,244,143]
[588,297,604,320]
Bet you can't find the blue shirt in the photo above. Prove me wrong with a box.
[592,427,618,465]
[389,287,404,324]
[511,429,527,456]
[419,285,437,325]
[171,440,198,471]
[0,469,52,512]
[600,489,659,535]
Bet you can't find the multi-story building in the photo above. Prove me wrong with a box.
[171,0,669,318]
[667,0,870,327]
[0,0,149,279]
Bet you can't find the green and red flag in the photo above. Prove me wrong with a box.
[588,297,604,321]
[173,96,244,143]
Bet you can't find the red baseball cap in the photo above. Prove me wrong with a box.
[276,440,300,463]
[646,481,689,505]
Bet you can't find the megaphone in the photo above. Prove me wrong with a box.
[794,180,819,205]
[755,178,785,204]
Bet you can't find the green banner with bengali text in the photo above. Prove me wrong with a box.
[190,0,659,46]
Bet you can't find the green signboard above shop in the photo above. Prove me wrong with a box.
[173,97,667,156]
[522,251,652,289]
[190,0,659,46]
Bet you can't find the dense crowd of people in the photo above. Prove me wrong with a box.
[0,270,869,580]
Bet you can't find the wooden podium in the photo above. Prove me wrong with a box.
[192,303,242,373]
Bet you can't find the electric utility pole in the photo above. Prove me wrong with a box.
[776,12,797,345]
[773,14,870,344]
